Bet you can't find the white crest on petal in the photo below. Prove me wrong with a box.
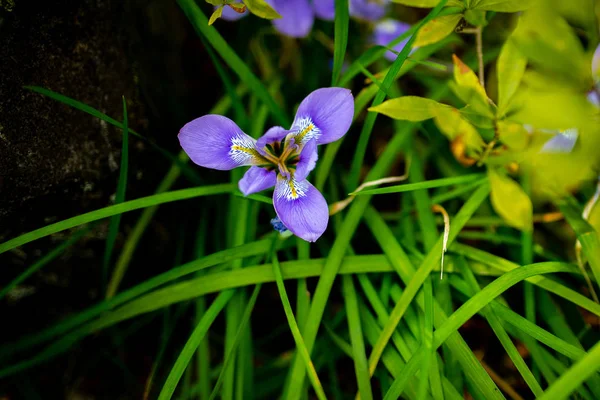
[292,117,321,145]
[377,19,397,34]
[229,134,259,165]
[275,177,309,201]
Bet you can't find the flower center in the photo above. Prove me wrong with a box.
[260,136,300,179]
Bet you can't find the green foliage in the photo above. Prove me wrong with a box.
[488,168,533,231]
[3,1,600,399]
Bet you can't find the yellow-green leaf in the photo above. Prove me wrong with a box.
[208,6,223,25]
[368,96,452,121]
[512,6,588,87]
[488,168,533,231]
[471,0,537,12]
[452,54,494,117]
[433,107,485,152]
[243,0,281,20]
[496,120,529,150]
[496,38,527,116]
[463,9,487,26]
[415,14,463,47]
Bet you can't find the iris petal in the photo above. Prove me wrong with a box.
[239,166,277,195]
[273,177,328,242]
[268,0,314,38]
[179,115,261,170]
[292,87,354,145]
[372,19,412,62]
[219,5,249,21]
[541,128,579,153]
[313,0,335,20]
[350,0,388,21]
[295,139,318,181]
[256,126,291,150]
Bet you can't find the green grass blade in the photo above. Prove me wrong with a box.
[208,284,262,400]
[110,88,241,301]
[0,184,234,255]
[0,227,90,301]
[23,86,201,184]
[456,258,544,397]
[176,0,289,126]
[432,263,578,349]
[383,350,424,400]
[452,243,600,316]
[367,183,490,376]
[556,196,600,291]
[342,275,373,400]
[538,339,600,400]
[332,0,349,86]
[363,197,504,399]
[346,0,449,190]
[353,174,484,196]
[272,250,327,400]
[0,239,273,359]
[157,290,235,400]
[104,97,130,294]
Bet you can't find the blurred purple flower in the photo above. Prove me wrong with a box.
[372,19,412,61]
[267,0,314,38]
[540,128,579,153]
[314,0,335,20]
[592,43,600,82]
[350,0,389,21]
[179,88,354,242]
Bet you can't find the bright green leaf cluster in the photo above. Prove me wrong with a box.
[206,0,281,26]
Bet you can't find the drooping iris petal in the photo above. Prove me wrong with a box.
[313,0,335,20]
[179,115,261,170]
[372,19,411,62]
[267,0,314,38]
[219,4,249,21]
[541,128,579,153]
[349,0,388,21]
[239,166,277,195]
[294,139,318,180]
[273,177,329,242]
[256,126,291,150]
[292,87,354,145]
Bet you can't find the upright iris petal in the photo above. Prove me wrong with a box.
[372,19,412,62]
[292,87,354,145]
[179,115,262,170]
[267,0,314,38]
[349,0,389,21]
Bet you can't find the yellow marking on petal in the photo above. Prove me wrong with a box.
[289,179,298,199]
[295,123,314,144]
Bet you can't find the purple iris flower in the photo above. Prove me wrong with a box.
[350,0,389,21]
[372,19,412,61]
[178,87,354,242]
[313,0,335,20]
[267,0,314,38]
